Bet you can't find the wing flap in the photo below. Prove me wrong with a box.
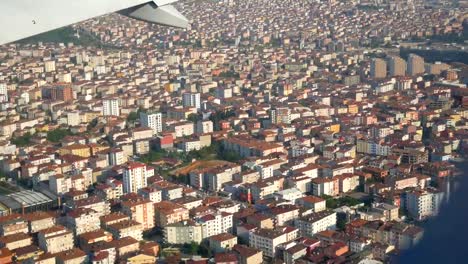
[123,3,189,28]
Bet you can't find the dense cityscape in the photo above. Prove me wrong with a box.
[0,0,467,263]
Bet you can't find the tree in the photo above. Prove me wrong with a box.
[11,133,33,147]
[87,118,98,131]
[182,242,200,255]
[47,128,72,143]
[187,113,199,123]
[127,111,139,122]
[336,215,348,230]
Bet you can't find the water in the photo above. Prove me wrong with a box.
[397,161,468,263]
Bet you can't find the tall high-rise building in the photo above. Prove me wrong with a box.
[0,82,8,103]
[183,92,201,110]
[103,98,120,116]
[370,58,387,79]
[140,112,163,134]
[407,54,425,76]
[388,56,406,76]
[122,162,153,194]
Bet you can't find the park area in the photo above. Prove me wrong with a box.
[170,160,234,176]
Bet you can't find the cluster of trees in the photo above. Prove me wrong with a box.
[218,71,240,78]
[46,128,73,142]
[12,128,73,146]
[321,195,362,209]
[209,110,236,131]
[140,141,242,167]
[11,132,33,147]
[181,242,212,257]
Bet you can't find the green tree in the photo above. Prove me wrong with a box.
[183,242,200,255]
[47,128,72,143]
[187,113,199,123]
[127,111,139,122]
[11,133,33,147]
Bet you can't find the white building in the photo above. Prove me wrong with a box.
[44,60,56,72]
[274,188,304,204]
[140,112,163,134]
[183,92,201,110]
[294,211,337,237]
[249,227,299,258]
[67,111,81,126]
[196,120,214,134]
[103,98,120,116]
[109,148,126,166]
[0,82,8,103]
[405,189,444,220]
[164,220,204,244]
[196,212,233,238]
[122,162,154,194]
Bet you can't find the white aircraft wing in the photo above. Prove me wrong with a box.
[0,0,188,45]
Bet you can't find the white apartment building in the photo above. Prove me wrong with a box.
[405,189,444,220]
[294,211,337,237]
[249,227,298,258]
[312,178,337,197]
[44,60,56,72]
[183,92,201,110]
[108,148,126,166]
[140,112,163,134]
[273,188,304,204]
[0,82,8,102]
[180,139,202,152]
[254,164,274,179]
[196,120,214,134]
[122,162,154,194]
[38,226,74,254]
[65,208,100,235]
[197,212,233,238]
[164,220,204,244]
[103,98,120,116]
[171,122,195,138]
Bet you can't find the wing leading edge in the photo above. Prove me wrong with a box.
[0,0,188,45]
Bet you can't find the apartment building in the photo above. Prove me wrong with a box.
[233,244,263,264]
[0,214,28,236]
[38,226,74,254]
[295,211,337,237]
[405,189,444,220]
[197,212,233,238]
[249,227,299,258]
[121,198,155,231]
[139,111,163,134]
[122,162,154,194]
[65,208,101,235]
[154,201,190,227]
[164,220,204,244]
[106,220,143,241]
[296,196,326,213]
[23,211,56,233]
[190,163,241,192]
[208,233,238,253]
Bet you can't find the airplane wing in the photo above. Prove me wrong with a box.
[0,0,189,46]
